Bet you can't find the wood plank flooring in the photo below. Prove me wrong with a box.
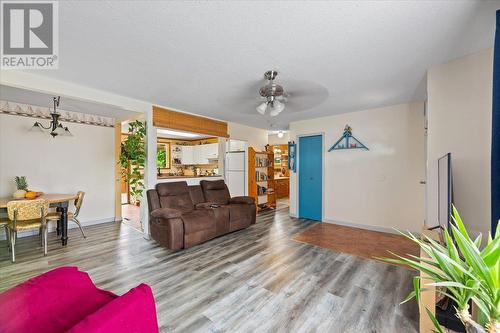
[293,222,420,262]
[0,207,418,333]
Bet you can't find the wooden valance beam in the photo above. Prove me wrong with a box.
[152,106,229,138]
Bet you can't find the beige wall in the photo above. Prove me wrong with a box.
[0,113,116,226]
[289,103,425,233]
[426,49,493,236]
[228,122,268,151]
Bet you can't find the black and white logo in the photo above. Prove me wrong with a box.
[1,1,58,69]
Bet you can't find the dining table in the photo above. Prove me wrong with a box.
[0,193,78,246]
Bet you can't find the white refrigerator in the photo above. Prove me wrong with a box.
[225,150,246,197]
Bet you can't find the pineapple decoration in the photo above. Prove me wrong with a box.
[13,176,28,199]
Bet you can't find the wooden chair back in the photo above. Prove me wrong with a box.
[74,191,85,217]
[7,199,49,221]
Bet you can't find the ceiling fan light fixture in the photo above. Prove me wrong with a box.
[256,102,268,115]
[277,131,284,138]
[269,100,285,117]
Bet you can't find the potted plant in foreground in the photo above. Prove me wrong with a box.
[382,207,499,333]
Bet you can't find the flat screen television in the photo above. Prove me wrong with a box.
[434,153,453,231]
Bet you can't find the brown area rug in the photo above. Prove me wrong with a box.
[292,222,419,264]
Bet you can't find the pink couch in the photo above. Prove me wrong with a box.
[0,266,159,333]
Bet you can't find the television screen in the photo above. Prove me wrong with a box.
[437,153,453,230]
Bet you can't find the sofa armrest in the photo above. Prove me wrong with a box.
[67,284,159,333]
[229,196,255,205]
[150,215,184,250]
[151,207,182,219]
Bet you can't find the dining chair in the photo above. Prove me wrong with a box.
[6,199,49,263]
[47,191,86,238]
[0,218,8,249]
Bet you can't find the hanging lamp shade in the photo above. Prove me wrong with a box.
[63,126,73,136]
[269,100,285,117]
[30,122,45,132]
[256,102,267,115]
[52,124,66,136]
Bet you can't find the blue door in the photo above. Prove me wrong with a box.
[299,135,323,221]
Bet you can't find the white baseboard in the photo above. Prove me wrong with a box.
[0,217,117,240]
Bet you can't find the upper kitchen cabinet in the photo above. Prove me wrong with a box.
[181,145,195,164]
[203,143,219,159]
[181,143,219,165]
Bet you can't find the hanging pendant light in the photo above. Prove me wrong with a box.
[30,96,72,137]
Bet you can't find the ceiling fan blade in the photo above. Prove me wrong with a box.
[216,80,263,106]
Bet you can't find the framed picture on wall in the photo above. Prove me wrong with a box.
[288,141,296,172]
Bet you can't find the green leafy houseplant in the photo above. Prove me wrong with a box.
[157,148,166,175]
[120,120,146,204]
[382,207,499,333]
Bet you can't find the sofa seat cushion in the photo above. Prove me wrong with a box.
[0,266,116,333]
[182,209,216,234]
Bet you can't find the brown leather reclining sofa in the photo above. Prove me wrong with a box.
[146,180,256,250]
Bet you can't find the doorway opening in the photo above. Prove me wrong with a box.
[120,120,143,231]
[270,144,290,211]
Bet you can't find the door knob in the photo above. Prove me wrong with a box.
[419,181,426,184]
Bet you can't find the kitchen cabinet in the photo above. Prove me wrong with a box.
[275,178,289,199]
[181,146,194,164]
[181,143,219,165]
[205,143,219,159]
[195,145,208,164]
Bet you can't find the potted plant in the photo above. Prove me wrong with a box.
[120,120,146,205]
[157,148,166,176]
[382,207,499,333]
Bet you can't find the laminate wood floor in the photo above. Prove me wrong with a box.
[0,208,418,333]
[293,222,419,263]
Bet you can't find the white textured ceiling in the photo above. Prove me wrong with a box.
[29,0,500,129]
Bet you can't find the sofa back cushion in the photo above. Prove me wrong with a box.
[156,182,194,213]
[200,180,230,205]
[146,189,161,213]
[188,185,206,205]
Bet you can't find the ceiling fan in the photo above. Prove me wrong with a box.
[256,70,287,117]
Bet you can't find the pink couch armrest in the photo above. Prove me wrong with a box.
[67,283,159,333]
[0,266,116,333]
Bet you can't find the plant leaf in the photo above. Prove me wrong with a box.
[425,307,445,333]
